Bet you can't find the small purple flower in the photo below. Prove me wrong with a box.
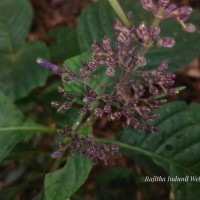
[37,58,62,74]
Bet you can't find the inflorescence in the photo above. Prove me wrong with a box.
[37,0,196,164]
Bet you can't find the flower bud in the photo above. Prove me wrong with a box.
[37,58,62,74]
[183,23,196,33]
[158,0,170,8]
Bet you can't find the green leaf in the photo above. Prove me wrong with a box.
[48,27,80,62]
[0,0,49,100]
[45,155,92,200]
[116,102,200,200]
[0,90,51,161]
[77,0,200,72]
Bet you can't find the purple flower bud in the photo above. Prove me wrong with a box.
[136,22,148,42]
[157,37,175,48]
[58,87,67,98]
[98,152,106,160]
[166,73,176,79]
[114,19,124,32]
[135,56,146,67]
[145,124,159,133]
[141,0,155,11]
[113,112,122,119]
[106,67,115,76]
[158,0,170,8]
[183,23,196,32]
[106,56,117,68]
[91,42,101,53]
[87,59,97,69]
[80,107,87,115]
[149,26,160,39]
[62,65,77,79]
[157,60,168,73]
[102,37,112,52]
[176,6,193,21]
[37,58,62,74]
[130,118,140,128]
[51,150,64,158]
[63,102,72,109]
[150,86,159,95]
[104,104,112,113]
[94,108,104,118]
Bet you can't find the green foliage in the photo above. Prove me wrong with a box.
[116,102,200,200]
[48,27,80,62]
[77,0,200,72]
[0,0,49,100]
[45,155,92,200]
[0,90,51,162]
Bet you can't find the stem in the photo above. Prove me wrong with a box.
[108,0,130,27]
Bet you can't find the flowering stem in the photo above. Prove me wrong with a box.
[108,0,130,27]
[117,7,164,92]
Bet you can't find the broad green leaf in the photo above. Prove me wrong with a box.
[0,91,52,161]
[116,102,200,200]
[48,27,80,62]
[45,155,92,200]
[77,0,200,72]
[0,0,49,100]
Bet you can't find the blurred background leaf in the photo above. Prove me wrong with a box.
[47,27,80,63]
[0,0,49,100]
[0,90,52,162]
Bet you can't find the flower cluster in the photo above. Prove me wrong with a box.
[141,0,196,32]
[114,19,175,49]
[37,0,196,163]
[51,126,120,165]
